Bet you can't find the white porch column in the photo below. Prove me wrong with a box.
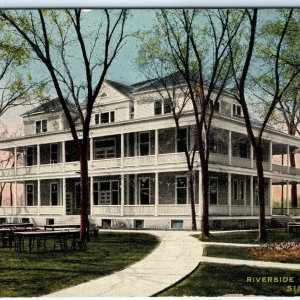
[286,180,289,215]
[62,141,66,172]
[269,140,273,171]
[250,176,254,216]
[134,174,138,205]
[155,129,158,165]
[89,137,93,164]
[228,173,232,216]
[269,178,273,216]
[121,133,124,168]
[14,147,17,175]
[37,179,41,215]
[250,145,254,169]
[155,172,159,216]
[37,144,40,173]
[90,176,94,216]
[120,174,125,216]
[14,181,17,213]
[199,169,203,216]
[287,145,290,173]
[228,131,232,166]
[62,178,66,216]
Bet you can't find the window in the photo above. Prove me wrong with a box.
[102,219,112,228]
[209,178,218,205]
[164,98,172,114]
[233,179,246,204]
[95,112,115,124]
[36,120,47,133]
[130,105,134,119]
[134,219,144,229]
[50,144,58,163]
[101,112,109,123]
[176,177,187,204]
[233,179,239,201]
[208,133,217,153]
[177,128,187,153]
[110,111,115,123]
[25,146,34,166]
[140,178,150,204]
[240,180,245,202]
[100,92,108,98]
[209,99,220,113]
[75,183,81,209]
[94,139,116,159]
[233,104,242,116]
[154,98,172,115]
[139,132,150,156]
[93,181,119,205]
[26,184,34,206]
[50,182,59,206]
[239,143,248,159]
[154,100,162,115]
[171,220,183,229]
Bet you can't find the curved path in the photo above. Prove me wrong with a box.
[45,230,203,297]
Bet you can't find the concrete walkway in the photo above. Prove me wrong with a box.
[202,256,300,270]
[45,230,203,297]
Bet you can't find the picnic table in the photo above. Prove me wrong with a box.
[0,227,35,248]
[0,223,33,229]
[44,224,80,231]
[14,230,80,253]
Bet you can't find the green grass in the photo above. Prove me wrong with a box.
[159,263,300,296]
[0,232,159,297]
[203,245,252,260]
[194,229,299,244]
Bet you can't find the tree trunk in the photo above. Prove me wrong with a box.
[188,169,197,231]
[200,160,209,238]
[79,143,89,241]
[256,156,266,242]
[9,183,13,207]
[290,152,297,208]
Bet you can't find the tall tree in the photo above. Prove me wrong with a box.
[227,9,300,241]
[255,10,300,208]
[0,9,128,240]
[137,9,243,238]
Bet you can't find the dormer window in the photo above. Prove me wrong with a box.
[36,120,47,133]
[95,111,115,124]
[100,92,108,98]
[233,104,242,116]
[209,100,220,113]
[154,98,172,115]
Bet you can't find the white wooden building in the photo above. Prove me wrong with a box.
[0,77,298,229]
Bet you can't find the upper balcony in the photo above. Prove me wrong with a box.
[0,126,298,180]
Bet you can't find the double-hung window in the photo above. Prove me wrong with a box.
[50,182,59,206]
[177,128,187,153]
[233,104,242,116]
[26,184,34,206]
[95,111,115,124]
[139,132,150,156]
[176,177,187,204]
[26,146,34,166]
[50,144,58,163]
[36,120,47,133]
[140,178,150,205]
[154,98,172,115]
[94,139,116,159]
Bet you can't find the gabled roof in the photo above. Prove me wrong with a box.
[106,80,133,98]
[22,98,63,116]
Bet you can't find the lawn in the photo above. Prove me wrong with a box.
[159,263,300,297]
[194,229,299,244]
[0,232,159,297]
[204,245,300,264]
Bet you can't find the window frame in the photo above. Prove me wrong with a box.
[175,176,188,205]
[176,127,188,153]
[139,131,150,156]
[154,100,162,115]
[25,146,34,166]
[209,177,218,205]
[36,120,48,134]
[50,143,59,164]
[233,104,242,116]
[93,180,120,205]
[94,138,116,159]
[233,179,239,202]
[25,183,35,206]
[50,182,60,206]
[139,177,150,205]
